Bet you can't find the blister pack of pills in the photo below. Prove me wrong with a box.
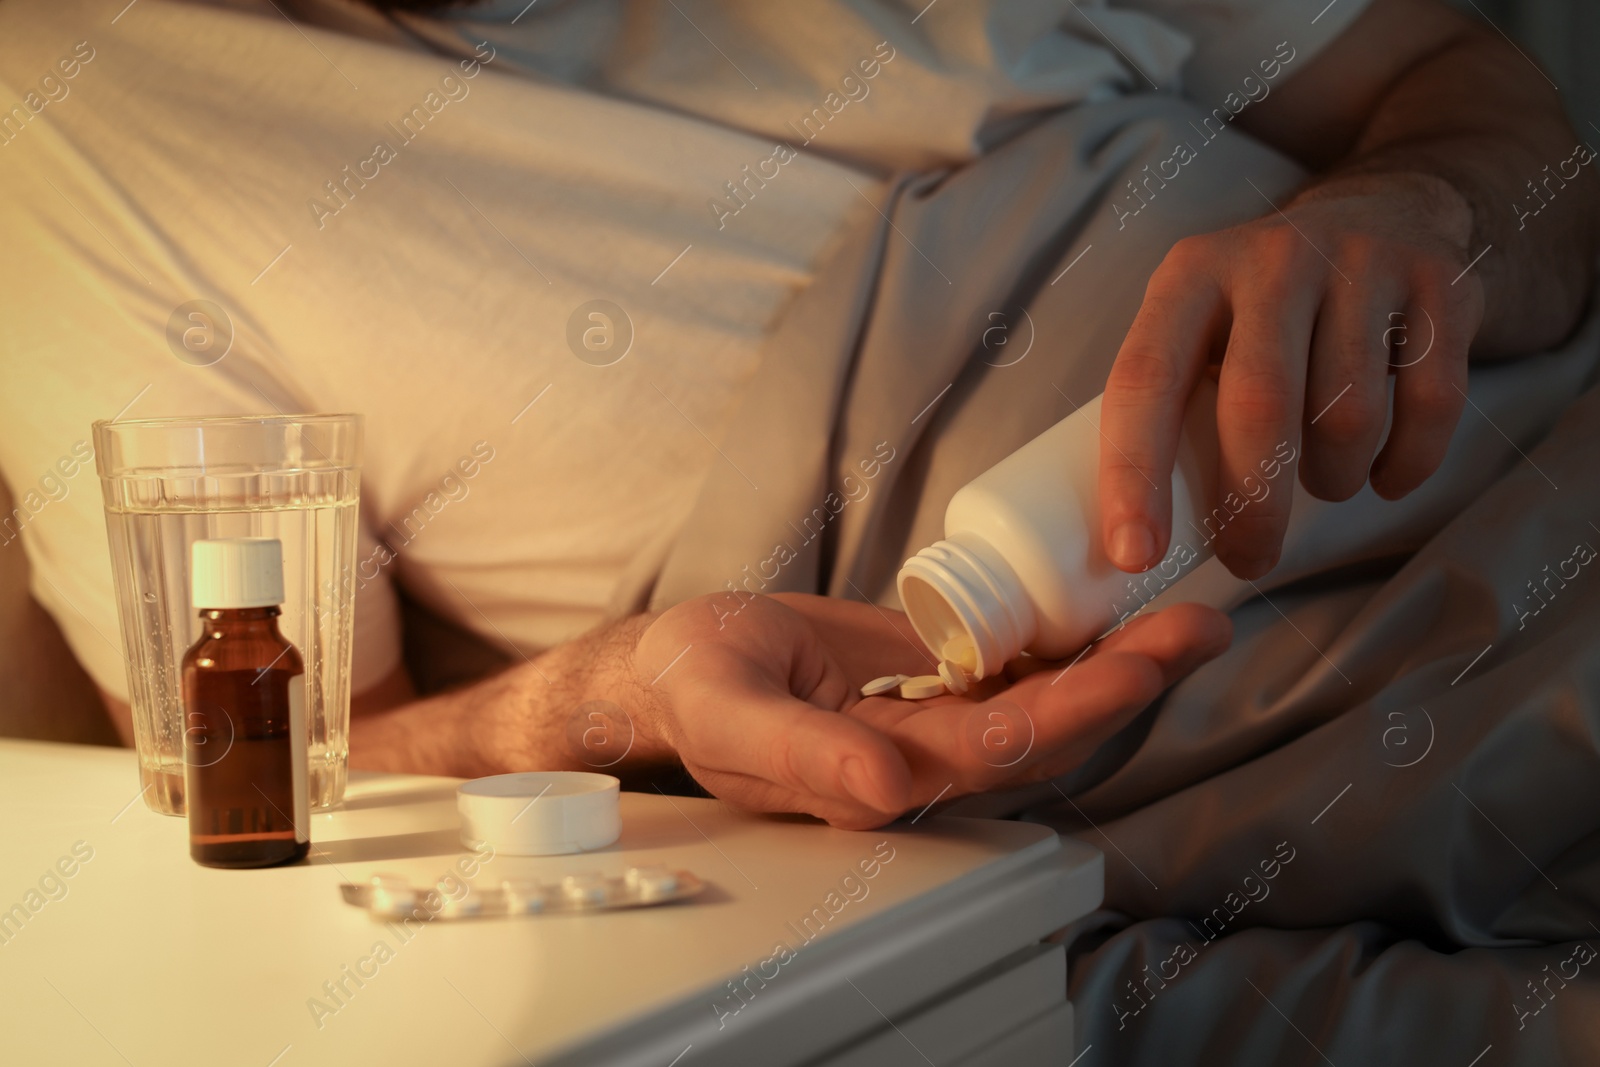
[339,866,706,920]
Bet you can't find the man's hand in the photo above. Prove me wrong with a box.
[1099,171,1482,579]
[1098,0,1599,581]
[632,593,915,829]
[840,602,1230,807]
[344,588,1227,826]
[634,592,1230,829]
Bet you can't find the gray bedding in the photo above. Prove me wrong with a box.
[650,90,1600,1064]
[1050,370,1600,1065]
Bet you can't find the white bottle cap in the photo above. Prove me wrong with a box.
[190,538,286,609]
[457,772,621,856]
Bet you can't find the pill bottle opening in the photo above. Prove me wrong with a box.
[899,574,970,664]
[898,534,1033,680]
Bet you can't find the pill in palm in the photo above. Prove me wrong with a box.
[937,659,969,694]
[899,674,948,700]
[942,635,978,673]
[860,674,909,697]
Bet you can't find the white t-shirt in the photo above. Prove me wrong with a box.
[0,0,1370,700]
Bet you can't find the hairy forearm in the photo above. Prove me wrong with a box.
[1299,25,1600,356]
[349,612,675,778]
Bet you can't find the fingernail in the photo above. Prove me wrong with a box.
[1230,554,1277,580]
[840,758,882,810]
[1109,521,1155,570]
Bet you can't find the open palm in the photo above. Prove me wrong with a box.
[634,591,1230,829]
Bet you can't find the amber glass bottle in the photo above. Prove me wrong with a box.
[183,538,309,868]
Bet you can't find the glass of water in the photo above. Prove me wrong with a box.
[92,414,362,817]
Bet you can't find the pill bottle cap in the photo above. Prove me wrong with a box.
[457,772,621,856]
[191,538,286,610]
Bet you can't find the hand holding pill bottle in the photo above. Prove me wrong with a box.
[898,379,1221,680]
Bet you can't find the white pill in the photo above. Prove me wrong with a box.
[437,886,483,918]
[860,674,908,698]
[899,674,948,700]
[625,865,679,900]
[938,659,969,695]
[367,875,416,918]
[942,636,978,673]
[561,873,612,905]
[501,879,547,914]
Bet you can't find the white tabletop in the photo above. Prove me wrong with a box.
[0,740,1101,1066]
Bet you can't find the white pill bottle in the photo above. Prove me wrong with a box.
[897,378,1226,680]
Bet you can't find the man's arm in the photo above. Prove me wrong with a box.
[1239,0,1598,356]
[93,606,915,806]
[98,663,446,758]
[345,615,675,778]
[1097,0,1600,581]
[100,590,1231,829]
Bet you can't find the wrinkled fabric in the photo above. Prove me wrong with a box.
[1064,918,1600,1064]
[651,87,1600,1063]
[1045,376,1600,1064]
[362,0,1195,171]
[651,90,1311,608]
